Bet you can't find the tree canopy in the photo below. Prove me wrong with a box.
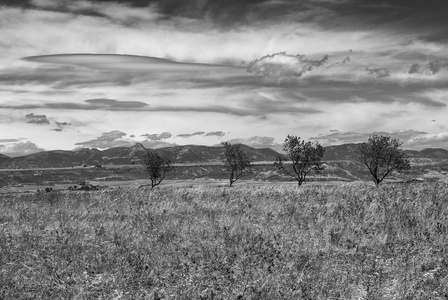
[357,135,411,185]
[274,135,325,186]
[221,141,252,187]
[141,150,173,188]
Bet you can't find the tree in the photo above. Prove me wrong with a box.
[357,135,411,185]
[141,150,173,188]
[274,135,325,186]
[221,141,252,187]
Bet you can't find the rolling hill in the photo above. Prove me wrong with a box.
[0,143,447,182]
[0,143,282,169]
[0,154,10,164]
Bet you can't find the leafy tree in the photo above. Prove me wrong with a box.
[221,141,252,187]
[274,135,325,186]
[357,135,411,185]
[141,150,173,188]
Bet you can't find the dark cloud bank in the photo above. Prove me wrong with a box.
[5,0,446,35]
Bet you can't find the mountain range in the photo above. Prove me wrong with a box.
[0,143,280,169]
[1,143,448,188]
[1,143,448,169]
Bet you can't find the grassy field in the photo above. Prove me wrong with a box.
[1,182,447,299]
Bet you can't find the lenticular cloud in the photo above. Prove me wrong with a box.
[247,52,328,77]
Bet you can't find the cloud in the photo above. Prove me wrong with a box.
[228,136,281,149]
[140,140,177,149]
[24,0,441,36]
[0,140,45,157]
[23,54,237,72]
[55,121,71,127]
[365,68,391,78]
[144,104,320,117]
[175,131,228,139]
[309,129,448,150]
[177,131,205,138]
[0,65,134,90]
[243,50,448,89]
[2,1,448,154]
[407,132,448,149]
[26,113,50,125]
[30,0,162,23]
[247,52,329,77]
[141,132,172,141]
[0,99,150,112]
[408,61,448,75]
[74,130,176,150]
[205,131,225,138]
[310,130,428,145]
[0,139,22,143]
[21,0,448,37]
[75,130,135,149]
[85,99,149,109]
[53,120,72,132]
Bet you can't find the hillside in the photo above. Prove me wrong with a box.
[0,153,10,164]
[0,143,281,169]
[1,144,447,184]
[322,143,359,161]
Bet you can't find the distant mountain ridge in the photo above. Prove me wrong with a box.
[322,144,448,162]
[0,143,447,169]
[0,143,281,169]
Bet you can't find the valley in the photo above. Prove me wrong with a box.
[1,143,448,193]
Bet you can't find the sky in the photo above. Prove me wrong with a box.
[1,0,448,157]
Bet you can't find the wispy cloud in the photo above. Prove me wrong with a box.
[141,132,172,141]
[176,131,228,139]
[85,99,149,109]
[74,130,178,150]
[407,132,448,149]
[23,54,238,72]
[205,131,226,138]
[309,129,448,150]
[0,99,149,111]
[75,130,134,149]
[53,120,71,132]
[177,131,205,138]
[30,0,162,23]
[0,139,22,143]
[247,52,328,77]
[26,113,50,125]
[229,135,281,149]
[139,140,177,149]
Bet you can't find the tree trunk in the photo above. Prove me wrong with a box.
[229,172,234,187]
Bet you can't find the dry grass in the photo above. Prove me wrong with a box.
[1,182,448,299]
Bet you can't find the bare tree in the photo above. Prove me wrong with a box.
[274,135,325,186]
[357,135,410,185]
[141,150,173,188]
[221,141,252,187]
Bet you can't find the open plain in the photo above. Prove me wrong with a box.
[1,181,447,299]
